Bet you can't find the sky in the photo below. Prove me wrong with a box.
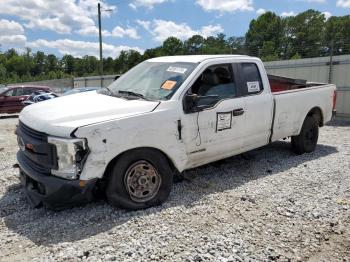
[0,0,349,58]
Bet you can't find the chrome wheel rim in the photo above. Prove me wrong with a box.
[124,160,161,203]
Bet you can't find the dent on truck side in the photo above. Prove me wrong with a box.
[74,102,188,181]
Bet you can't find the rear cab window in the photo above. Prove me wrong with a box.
[236,63,264,96]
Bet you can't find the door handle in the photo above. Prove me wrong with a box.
[233,108,244,116]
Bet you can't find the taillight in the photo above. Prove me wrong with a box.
[332,90,337,112]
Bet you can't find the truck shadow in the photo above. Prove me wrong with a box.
[327,119,350,127]
[0,141,338,246]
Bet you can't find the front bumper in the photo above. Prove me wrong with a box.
[18,152,97,210]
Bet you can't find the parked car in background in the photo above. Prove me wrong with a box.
[22,90,58,106]
[0,86,9,93]
[62,87,99,96]
[0,85,50,113]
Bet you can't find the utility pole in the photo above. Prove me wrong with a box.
[98,3,103,76]
[328,39,334,84]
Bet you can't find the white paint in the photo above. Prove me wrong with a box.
[148,55,247,63]
[19,91,159,137]
[19,55,336,181]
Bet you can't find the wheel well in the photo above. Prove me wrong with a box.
[307,107,324,127]
[102,147,180,181]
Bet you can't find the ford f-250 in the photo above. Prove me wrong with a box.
[16,55,336,210]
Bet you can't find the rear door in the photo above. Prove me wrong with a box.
[236,62,274,151]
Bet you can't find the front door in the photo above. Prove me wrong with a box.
[181,63,246,168]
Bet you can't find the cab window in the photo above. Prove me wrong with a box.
[238,63,263,96]
[189,64,236,100]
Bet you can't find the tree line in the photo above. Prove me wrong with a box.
[1,9,349,85]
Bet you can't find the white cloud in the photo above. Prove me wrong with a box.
[76,25,140,39]
[196,0,254,13]
[322,11,332,20]
[111,26,140,39]
[136,20,151,31]
[76,26,111,37]
[28,39,143,58]
[0,19,27,48]
[0,0,116,35]
[256,8,266,15]
[200,25,225,37]
[129,0,169,9]
[25,17,72,34]
[337,0,350,8]
[144,19,223,42]
[281,11,297,17]
[0,19,25,35]
[0,35,27,47]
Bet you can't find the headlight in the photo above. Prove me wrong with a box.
[48,137,89,180]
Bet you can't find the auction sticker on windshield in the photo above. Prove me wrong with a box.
[166,67,187,74]
[161,80,177,90]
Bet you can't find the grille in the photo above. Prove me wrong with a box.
[17,121,57,173]
[19,121,47,141]
[19,152,51,174]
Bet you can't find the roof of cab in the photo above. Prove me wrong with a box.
[148,55,250,63]
[7,85,50,89]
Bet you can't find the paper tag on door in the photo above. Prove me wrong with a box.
[247,81,260,92]
[217,112,232,131]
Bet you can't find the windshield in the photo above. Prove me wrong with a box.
[63,89,82,96]
[0,87,9,94]
[106,61,197,100]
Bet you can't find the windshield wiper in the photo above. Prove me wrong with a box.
[105,86,114,94]
[98,86,115,96]
[118,90,148,100]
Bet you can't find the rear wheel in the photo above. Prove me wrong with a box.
[106,149,173,210]
[291,116,319,154]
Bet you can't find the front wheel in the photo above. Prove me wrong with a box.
[106,149,173,210]
[291,116,319,154]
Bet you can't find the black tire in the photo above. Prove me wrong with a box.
[291,116,319,154]
[106,148,173,210]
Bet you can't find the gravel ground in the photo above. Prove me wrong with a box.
[0,115,350,262]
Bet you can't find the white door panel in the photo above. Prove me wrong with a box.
[182,97,246,168]
[242,93,274,151]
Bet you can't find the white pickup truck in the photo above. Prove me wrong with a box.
[16,55,336,210]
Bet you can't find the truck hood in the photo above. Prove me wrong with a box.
[19,91,160,137]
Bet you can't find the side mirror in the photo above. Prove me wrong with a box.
[183,93,220,113]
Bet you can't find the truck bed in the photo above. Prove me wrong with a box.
[268,74,324,93]
[269,75,336,142]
